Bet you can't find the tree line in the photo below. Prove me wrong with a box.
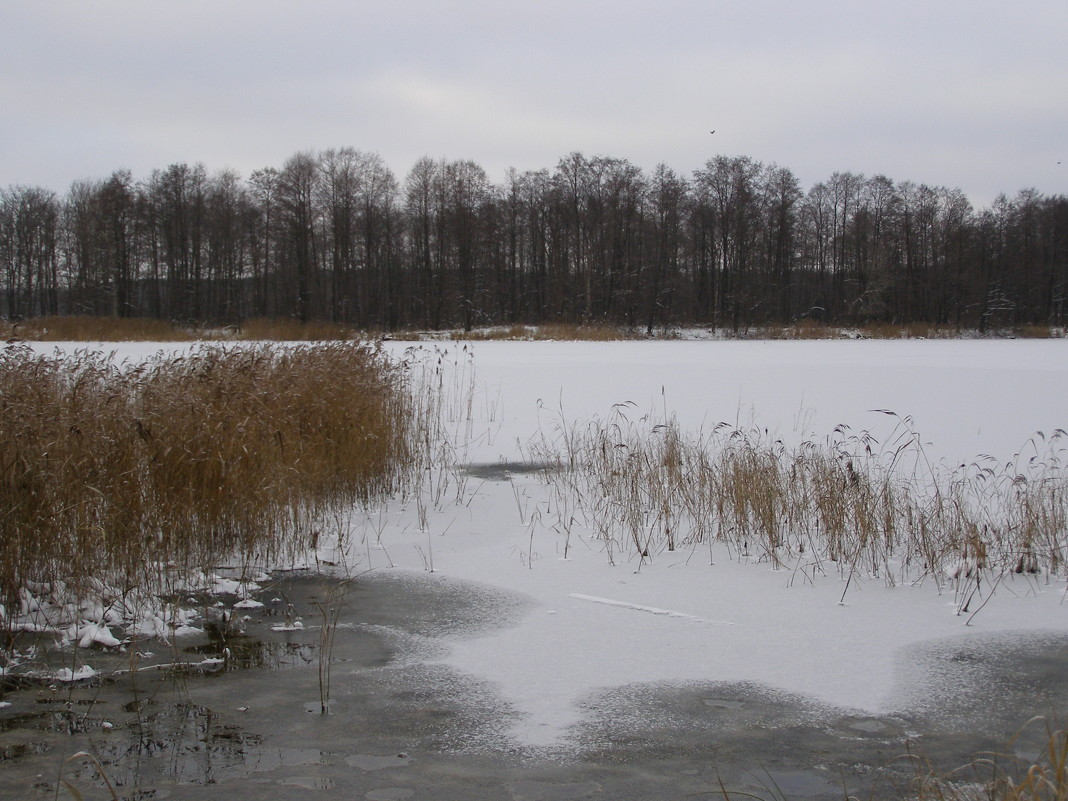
[2,149,1066,332]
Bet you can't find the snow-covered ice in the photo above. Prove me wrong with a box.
[372,338,1068,747]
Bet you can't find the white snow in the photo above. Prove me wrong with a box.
[54,665,99,682]
[271,622,305,632]
[72,622,122,649]
[383,338,1068,467]
[25,338,1068,748]
[372,338,1068,747]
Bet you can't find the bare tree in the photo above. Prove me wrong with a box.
[277,152,320,322]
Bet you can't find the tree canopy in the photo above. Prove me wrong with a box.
[2,149,1066,331]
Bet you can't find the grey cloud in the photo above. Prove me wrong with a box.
[1,0,1065,205]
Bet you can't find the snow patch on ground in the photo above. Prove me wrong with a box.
[53,665,99,682]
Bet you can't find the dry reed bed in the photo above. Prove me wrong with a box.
[0,342,415,610]
[3,315,1062,343]
[532,410,1068,589]
[2,315,198,342]
[0,315,367,343]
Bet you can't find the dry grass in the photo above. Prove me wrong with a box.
[854,322,1062,339]
[1013,326,1060,340]
[2,316,197,342]
[859,321,947,339]
[744,322,1063,340]
[532,410,1068,590]
[774,319,842,339]
[234,317,362,341]
[0,341,415,608]
[912,718,1068,801]
[3,316,635,343]
[1,315,368,343]
[6,316,1063,343]
[392,323,634,341]
[522,323,631,341]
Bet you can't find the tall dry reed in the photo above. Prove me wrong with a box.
[0,342,415,608]
[532,410,1068,587]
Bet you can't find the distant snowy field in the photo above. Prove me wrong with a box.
[31,338,1068,748]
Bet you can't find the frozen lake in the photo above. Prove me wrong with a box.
[6,337,1067,799]
[378,338,1068,466]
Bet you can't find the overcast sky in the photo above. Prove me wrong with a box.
[2,1,1064,208]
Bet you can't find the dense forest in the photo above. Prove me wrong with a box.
[1,149,1066,332]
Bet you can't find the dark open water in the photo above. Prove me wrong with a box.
[3,571,1067,801]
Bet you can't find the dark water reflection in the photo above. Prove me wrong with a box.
[2,570,1067,801]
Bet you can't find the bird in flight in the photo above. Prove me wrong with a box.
[710,130,716,134]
